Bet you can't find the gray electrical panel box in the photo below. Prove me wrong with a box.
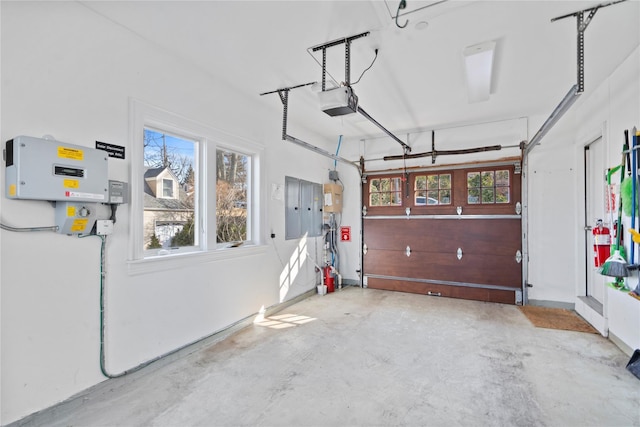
[5,136,108,203]
[108,180,129,204]
[285,176,323,240]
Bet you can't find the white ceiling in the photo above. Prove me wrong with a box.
[81,0,639,147]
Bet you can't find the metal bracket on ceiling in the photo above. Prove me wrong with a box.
[311,31,370,89]
[260,82,316,140]
[551,0,628,94]
[310,31,412,154]
[524,0,627,156]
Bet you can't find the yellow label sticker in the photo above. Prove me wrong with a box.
[67,206,76,217]
[58,146,84,161]
[70,219,88,232]
[63,179,79,189]
[9,184,16,197]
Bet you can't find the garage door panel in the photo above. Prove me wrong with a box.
[367,277,517,305]
[364,218,521,255]
[363,249,521,288]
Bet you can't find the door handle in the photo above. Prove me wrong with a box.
[584,226,592,231]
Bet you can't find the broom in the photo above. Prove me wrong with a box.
[599,134,630,278]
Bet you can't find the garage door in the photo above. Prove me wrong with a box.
[362,162,523,304]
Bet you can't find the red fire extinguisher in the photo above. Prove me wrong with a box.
[593,219,611,267]
[613,220,623,245]
[323,265,335,293]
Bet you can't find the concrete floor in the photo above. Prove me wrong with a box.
[14,287,640,427]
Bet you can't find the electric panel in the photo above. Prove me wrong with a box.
[55,201,97,235]
[5,136,108,203]
[108,180,129,204]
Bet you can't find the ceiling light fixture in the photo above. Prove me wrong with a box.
[463,40,496,103]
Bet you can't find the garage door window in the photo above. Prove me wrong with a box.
[370,177,402,206]
[467,169,510,204]
[415,174,451,205]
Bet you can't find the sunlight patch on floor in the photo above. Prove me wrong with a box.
[254,313,317,329]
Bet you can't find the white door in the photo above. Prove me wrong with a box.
[585,136,607,304]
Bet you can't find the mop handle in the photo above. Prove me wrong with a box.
[629,129,635,263]
[616,141,628,250]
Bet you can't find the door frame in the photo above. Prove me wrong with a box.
[575,122,609,335]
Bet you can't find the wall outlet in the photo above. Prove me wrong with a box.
[96,220,114,235]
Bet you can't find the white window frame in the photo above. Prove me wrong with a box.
[128,99,265,274]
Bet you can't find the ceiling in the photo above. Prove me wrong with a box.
[81,0,639,148]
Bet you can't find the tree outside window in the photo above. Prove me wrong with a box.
[216,149,249,243]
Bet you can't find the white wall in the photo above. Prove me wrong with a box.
[0,2,346,424]
[526,117,580,304]
[527,45,640,349]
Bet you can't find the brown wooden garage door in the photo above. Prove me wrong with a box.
[362,162,523,304]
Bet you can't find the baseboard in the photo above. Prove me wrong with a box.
[527,299,575,310]
[609,331,635,356]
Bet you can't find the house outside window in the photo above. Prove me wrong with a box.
[143,129,196,251]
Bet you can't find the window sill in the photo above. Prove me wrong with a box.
[127,244,268,276]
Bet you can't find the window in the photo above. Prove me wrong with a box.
[467,169,510,204]
[369,177,402,206]
[216,149,249,244]
[130,100,263,264]
[415,173,451,205]
[162,179,174,198]
[143,128,197,252]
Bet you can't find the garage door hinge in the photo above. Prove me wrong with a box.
[363,243,368,255]
[515,250,522,263]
